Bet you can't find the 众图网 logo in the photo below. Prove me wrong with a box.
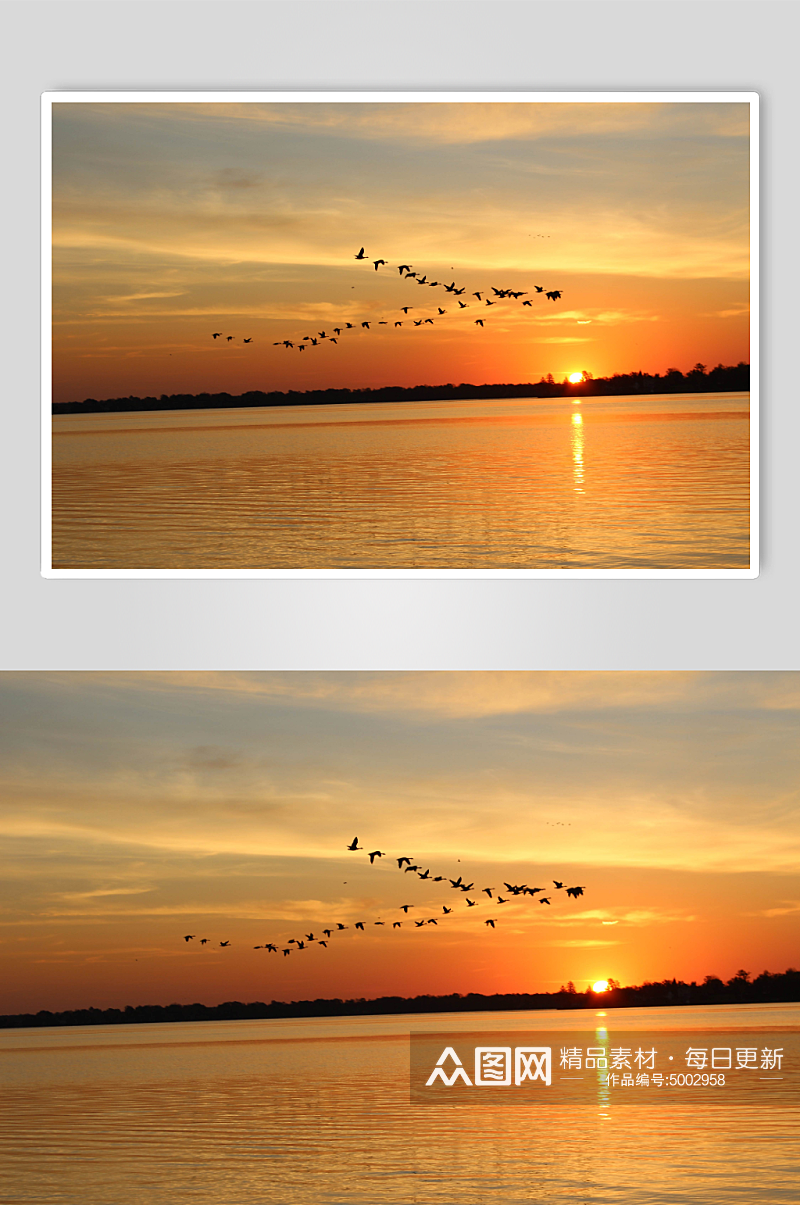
[425,1046,552,1087]
[411,1031,796,1104]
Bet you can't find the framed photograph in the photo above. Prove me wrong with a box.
[1,671,797,1201]
[43,92,757,578]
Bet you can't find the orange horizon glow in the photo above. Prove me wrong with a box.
[51,101,750,405]
[1,672,797,1016]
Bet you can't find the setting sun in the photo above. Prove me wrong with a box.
[568,372,584,384]
[592,980,610,993]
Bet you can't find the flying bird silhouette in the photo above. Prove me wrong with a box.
[227,336,234,342]
[546,291,562,301]
[400,904,413,913]
[475,319,484,327]
[553,881,564,890]
[397,856,412,867]
[243,338,252,343]
[199,938,210,944]
[347,837,361,850]
[355,922,365,931]
[566,886,585,898]
[219,940,230,947]
[466,898,477,907]
[373,260,386,270]
[211,333,222,339]
[539,897,551,905]
[485,919,497,928]
[183,935,195,942]
[354,247,368,260]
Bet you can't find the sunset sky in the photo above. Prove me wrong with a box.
[51,100,751,404]
[1,672,796,1015]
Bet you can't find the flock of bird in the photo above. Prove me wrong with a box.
[181,837,585,958]
[208,247,563,351]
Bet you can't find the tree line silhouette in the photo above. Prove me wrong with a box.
[53,363,749,415]
[2,965,795,1029]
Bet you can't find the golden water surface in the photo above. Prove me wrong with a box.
[51,393,750,570]
[0,1004,795,1204]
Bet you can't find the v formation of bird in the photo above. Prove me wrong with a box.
[208,248,563,350]
[181,837,585,956]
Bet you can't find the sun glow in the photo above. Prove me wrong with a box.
[568,372,583,384]
[592,980,610,993]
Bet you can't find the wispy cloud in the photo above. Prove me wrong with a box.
[748,901,800,918]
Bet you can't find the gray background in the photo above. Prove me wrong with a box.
[2,0,796,670]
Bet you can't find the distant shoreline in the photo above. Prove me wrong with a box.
[2,966,795,1030]
[53,364,750,416]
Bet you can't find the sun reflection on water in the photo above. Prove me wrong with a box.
[571,412,585,493]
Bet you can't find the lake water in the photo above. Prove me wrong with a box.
[0,1003,796,1204]
[50,393,751,571]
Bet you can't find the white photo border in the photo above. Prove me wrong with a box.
[41,90,759,580]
